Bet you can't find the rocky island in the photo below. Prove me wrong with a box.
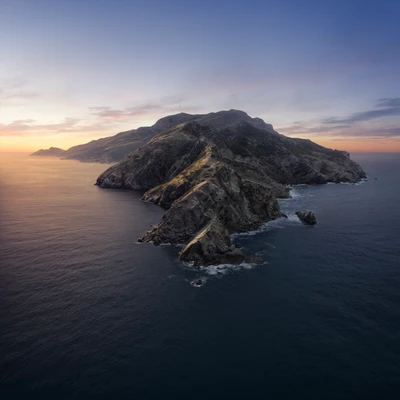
[296,210,318,225]
[30,147,66,157]
[95,110,366,266]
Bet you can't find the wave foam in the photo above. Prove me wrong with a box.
[190,277,208,287]
[286,213,302,223]
[355,178,368,186]
[200,261,267,276]
[288,188,303,199]
[233,214,302,239]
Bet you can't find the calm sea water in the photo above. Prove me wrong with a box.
[1,153,399,399]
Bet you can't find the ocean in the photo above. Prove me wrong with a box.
[1,152,399,399]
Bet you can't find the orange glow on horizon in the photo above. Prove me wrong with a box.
[0,135,104,154]
[312,138,400,153]
[1,134,400,154]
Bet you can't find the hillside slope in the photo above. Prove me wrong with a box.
[62,113,201,163]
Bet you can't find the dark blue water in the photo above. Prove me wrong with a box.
[1,153,400,399]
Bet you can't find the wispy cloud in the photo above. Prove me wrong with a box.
[90,95,197,119]
[376,98,400,108]
[91,104,162,119]
[280,123,400,138]
[279,97,400,138]
[322,97,400,124]
[0,94,199,138]
[281,123,351,135]
[0,79,38,101]
[0,118,111,136]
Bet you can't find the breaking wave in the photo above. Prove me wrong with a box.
[200,261,268,276]
[287,188,303,199]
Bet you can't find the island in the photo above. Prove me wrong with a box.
[30,147,66,157]
[95,110,366,266]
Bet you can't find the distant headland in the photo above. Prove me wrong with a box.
[30,147,66,157]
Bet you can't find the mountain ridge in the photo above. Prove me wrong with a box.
[54,110,277,163]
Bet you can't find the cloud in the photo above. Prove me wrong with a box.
[376,98,400,108]
[280,123,400,138]
[0,118,111,136]
[0,94,198,138]
[12,119,36,124]
[0,79,38,101]
[279,97,400,138]
[322,97,400,124]
[90,95,198,119]
[0,91,38,100]
[91,104,161,118]
[359,126,400,137]
[281,123,351,135]
[328,126,400,137]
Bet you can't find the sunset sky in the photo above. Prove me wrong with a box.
[1,0,399,152]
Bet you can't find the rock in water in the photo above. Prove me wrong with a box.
[296,211,317,225]
[95,110,365,265]
[191,279,204,287]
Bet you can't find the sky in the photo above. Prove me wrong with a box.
[0,0,399,152]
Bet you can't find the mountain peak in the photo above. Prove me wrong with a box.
[61,110,278,163]
[195,109,276,133]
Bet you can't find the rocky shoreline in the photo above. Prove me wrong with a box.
[95,110,366,266]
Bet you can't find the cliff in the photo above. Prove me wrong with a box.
[96,110,366,265]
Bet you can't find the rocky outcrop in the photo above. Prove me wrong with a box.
[180,219,246,266]
[95,110,366,265]
[191,279,204,287]
[296,211,317,225]
[30,147,66,157]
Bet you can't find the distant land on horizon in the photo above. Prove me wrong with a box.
[30,147,66,157]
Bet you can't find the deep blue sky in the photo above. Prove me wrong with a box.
[1,0,399,151]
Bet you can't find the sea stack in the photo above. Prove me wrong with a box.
[296,211,317,225]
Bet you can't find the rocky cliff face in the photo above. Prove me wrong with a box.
[96,110,366,265]
[30,147,66,157]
